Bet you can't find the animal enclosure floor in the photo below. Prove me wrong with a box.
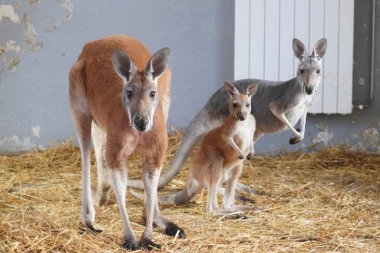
[0,132,379,252]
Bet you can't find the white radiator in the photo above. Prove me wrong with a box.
[235,0,354,114]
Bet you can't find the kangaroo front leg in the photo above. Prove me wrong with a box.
[140,166,162,250]
[225,136,245,159]
[289,109,307,145]
[269,102,302,139]
[110,168,137,250]
[246,133,256,161]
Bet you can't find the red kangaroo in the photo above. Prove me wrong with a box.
[69,35,184,250]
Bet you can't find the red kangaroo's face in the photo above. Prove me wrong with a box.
[111,47,170,132]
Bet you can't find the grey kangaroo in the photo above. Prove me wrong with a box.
[129,37,327,195]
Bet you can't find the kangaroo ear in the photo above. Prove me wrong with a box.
[224,81,239,97]
[293,38,306,61]
[144,47,170,82]
[111,50,137,84]
[311,38,327,59]
[246,82,259,97]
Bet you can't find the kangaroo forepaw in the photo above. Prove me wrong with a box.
[138,239,161,251]
[164,222,186,239]
[289,128,301,144]
[238,154,245,159]
[289,137,302,145]
[246,153,254,160]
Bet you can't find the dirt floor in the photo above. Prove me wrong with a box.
[1,133,379,252]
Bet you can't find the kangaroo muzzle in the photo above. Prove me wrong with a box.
[304,84,314,95]
[236,112,246,121]
[132,115,150,132]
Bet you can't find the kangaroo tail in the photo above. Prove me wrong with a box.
[128,108,215,189]
[129,178,202,205]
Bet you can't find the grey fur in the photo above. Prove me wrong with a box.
[128,38,327,192]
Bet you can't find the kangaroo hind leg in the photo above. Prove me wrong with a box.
[69,63,101,233]
[91,122,112,207]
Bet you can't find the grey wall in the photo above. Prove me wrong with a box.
[0,0,379,154]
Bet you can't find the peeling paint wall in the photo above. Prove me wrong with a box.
[0,0,379,154]
[0,0,73,153]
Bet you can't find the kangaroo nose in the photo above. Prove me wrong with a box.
[237,112,246,121]
[304,84,314,95]
[133,115,149,132]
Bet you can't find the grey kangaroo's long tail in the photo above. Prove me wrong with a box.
[127,108,213,189]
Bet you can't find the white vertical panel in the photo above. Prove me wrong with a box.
[279,0,295,81]
[308,0,325,113]
[264,0,280,80]
[338,0,354,113]
[234,0,354,114]
[323,0,339,114]
[249,0,265,79]
[293,0,309,75]
[234,0,250,79]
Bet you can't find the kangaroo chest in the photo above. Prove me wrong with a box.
[220,115,255,162]
[232,119,255,151]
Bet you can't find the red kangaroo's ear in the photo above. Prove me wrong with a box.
[144,47,170,82]
[111,50,137,84]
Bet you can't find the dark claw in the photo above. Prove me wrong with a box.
[238,195,256,204]
[238,155,245,159]
[139,239,161,250]
[165,222,186,239]
[289,137,301,145]
[78,224,103,235]
[87,224,103,234]
[289,128,302,145]
[122,240,138,251]
[236,213,248,219]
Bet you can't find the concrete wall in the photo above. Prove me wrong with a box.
[0,0,379,154]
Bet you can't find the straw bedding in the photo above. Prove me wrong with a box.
[1,132,379,252]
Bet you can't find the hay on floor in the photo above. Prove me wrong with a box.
[0,132,379,252]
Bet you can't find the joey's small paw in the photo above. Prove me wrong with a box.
[246,153,254,160]
[165,222,186,239]
[139,239,161,250]
[238,154,245,159]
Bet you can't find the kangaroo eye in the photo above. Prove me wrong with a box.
[316,69,321,74]
[300,69,305,74]
[246,103,250,108]
[126,91,133,98]
[232,103,238,108]
[150,91,156,98]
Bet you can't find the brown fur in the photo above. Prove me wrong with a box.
[69,35,183,250]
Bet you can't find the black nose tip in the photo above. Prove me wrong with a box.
[133,116,149,132]
[304,84,314,95]
[237,112,246,121]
